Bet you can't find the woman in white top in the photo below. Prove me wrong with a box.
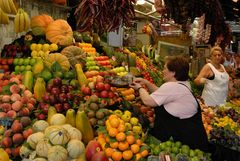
[194,46,229,106]
[130,56,208,151]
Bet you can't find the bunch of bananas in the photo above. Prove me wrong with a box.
[0,0,17,14]
[0,8,9,24]
[14,8,30,33]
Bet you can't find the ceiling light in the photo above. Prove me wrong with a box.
[136,0,145,5]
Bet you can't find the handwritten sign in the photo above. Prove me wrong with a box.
[0,118,13,127]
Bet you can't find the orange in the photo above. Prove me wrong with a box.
[108,128,118,137]
[109,114,118,120]
[118,141,129,151]
[141,149,149,157]
[97,137,106,145]
[112,151,122,161]
[110,118,120,128]
[105,136,110,143]
[105,147,114,157]
[118,124,126,132]
[136,139,142,146]
[130,144,140,154]
[110,141,119,149]
[116,132,126,142]
[122,150,133,160]
[126,135,135,145]
[135,153,142,161]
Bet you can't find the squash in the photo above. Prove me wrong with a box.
[0,148,9,161]
[33,120,49,132]
[46,19,73,46]
[26,132,44,149]
[44,53,70,71]
[67,139,85,159]
[36,138,52,157]
[50,113,66,125]
[19,145,32,158]
[31,14,54,36]
[47,126,70,145]
[66,127,82,141]
[47,145,68,161]
[61,46,87,67]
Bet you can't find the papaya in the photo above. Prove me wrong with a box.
[33,77,46,101]
[32,58,44,75]
[65,109,76,127]
[75,63,88,88]
[76,110,94,144]
[23,71,34,91]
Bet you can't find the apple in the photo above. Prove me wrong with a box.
[108,91,115,98]
[6,110,17,118]
[54,103,63,113]
[81,86,92,95]
[95,82,105,91]
[95,75,104,83]
[1,137,12,148]
[23,128,33,139]
[0,112,7,118]
[100,91,108,98]
[104,83,111,91]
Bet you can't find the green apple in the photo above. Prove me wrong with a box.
[86,61,96,66]
[18,58,24,65]
[15,65,20,72]
[23,58,30,66]
[30,58,36,65]
[86,57,94,61]
[13,58,19,65]
[25,65,32,71]
[20,65,26,71]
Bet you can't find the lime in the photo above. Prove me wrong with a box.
[194,149,203,158]
[165,147,171,153]
[191,156,200,161]
[165,140,173,147]
[189,149,196,157]
[171,147,179,154]
[174,141,182,148]
[18,58,24,65]
[15,66,20,72]
[159,142,166,150]
[41,70,52,82]
[23,58,30,66]
[153,146,161,155]
[181,145,190,155]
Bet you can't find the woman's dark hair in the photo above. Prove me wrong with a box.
[166,56,189,81]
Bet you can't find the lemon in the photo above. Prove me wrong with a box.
[130,117,139,126]
[132,125,142,134]
[30,43,37,51]
[38,51,45,57]
[36,44,43,51]
[125,122,132,130]
[124,110,132,117]
[50,43,58,51]
[31,51,38,57]
[121,114,130,122]
[42,44,50,52]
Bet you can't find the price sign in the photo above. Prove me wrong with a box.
[0,118,13,127]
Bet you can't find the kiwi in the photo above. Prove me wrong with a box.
[97,120,105,126]
[96,111,105,119]
[90,95,99,103]
[87,110,96,118]
[89,118,97,126]
[89,102,99,111]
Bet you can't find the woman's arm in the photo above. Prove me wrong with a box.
[194,64,211,85]
[138,88,158,107]
[133,78,158,93]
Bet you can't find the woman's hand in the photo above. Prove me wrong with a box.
[133,78,148,85]
[129,82,142,91]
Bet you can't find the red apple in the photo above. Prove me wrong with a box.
[95,82,105,91]
[4,129,13,137]
[12,133,24,145]
[95,75,104,83]
[1,137,12,148]
[23,128,33,139]
[104,83,111,91]
[85,140,102,160]
[91,151,108,161]
[6,110,17,118]
[81,86,92,95]
[11,122,23,133]
[108,91,115,98]
[54,103,63,113]
[100,91,108,98]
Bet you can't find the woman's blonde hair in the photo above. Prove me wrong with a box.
[210,46,223,56]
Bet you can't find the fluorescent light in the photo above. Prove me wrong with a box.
[136,0,145,5]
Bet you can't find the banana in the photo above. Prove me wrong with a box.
[8,0,17,14]
[14,9,21,33]
[23,11,30,31]
[2,0,11,14]
[0,8,9,24]
[18,9,25,32]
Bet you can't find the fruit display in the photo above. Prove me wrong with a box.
[30,43,58,59]
[13,58,36,73]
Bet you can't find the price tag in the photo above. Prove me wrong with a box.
[0,118,13,127]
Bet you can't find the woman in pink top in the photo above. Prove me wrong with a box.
[130,56,208,151]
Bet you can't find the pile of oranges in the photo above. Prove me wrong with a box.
[97,113,149,161]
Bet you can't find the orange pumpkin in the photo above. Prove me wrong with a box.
[46,19,73,46]
[31,14,54,36]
